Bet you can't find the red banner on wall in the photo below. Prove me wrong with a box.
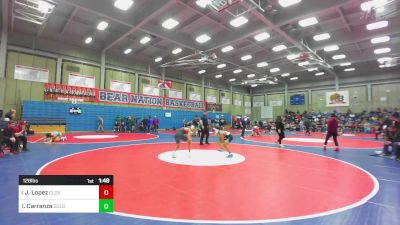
[44,83,97,102]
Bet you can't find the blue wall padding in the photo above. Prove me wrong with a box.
[22,100,231,131]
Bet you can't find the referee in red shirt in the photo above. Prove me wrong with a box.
[324,113,340,151]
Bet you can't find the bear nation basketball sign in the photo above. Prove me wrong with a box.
[326,91,350,107]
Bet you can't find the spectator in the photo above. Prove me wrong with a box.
[147,116,153,133]
[14,120,28,151]
[1,121,18,153]
[97,116,104,132]
[153,116,159,133]
[5,109,16,121]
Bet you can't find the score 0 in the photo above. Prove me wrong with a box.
[99,185,114,213]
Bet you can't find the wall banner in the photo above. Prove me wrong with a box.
[44,83,96,102]
[68,73,95,88]
[15,65,49,83]
[206,103,222,112]
[110,80,131,93]
[165,98,205,110]
[326,91,349,107]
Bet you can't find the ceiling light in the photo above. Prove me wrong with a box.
[215,74,222,78]
[230,16,248,27]
[366,20,388,30]
[308,68,318,72]
[377,57,392,64]
[298,17,318,27]
[162,18,179,29]
[217,63,226,69]
[259,78,267,81]
[221,45,234,52]
[140,36,151,44]
[272,44,287,52]
[196,0,212,8]
[281,73,290,77]
[298,61,309,66]
[270,67,280,73]
[313,33,330,41]
[286,54,299,60]
[84,37,92,44]
[124,48,132,54]
[340,62,351,67]
[279,0,302,7]
[361,0,388,11]
[241,55,252,61]
[257,62,268,67]
[344,68,355,72]
[97,21,109,31]
[172,48,182,54]
[324,45,339,52]
[154,57,162,62]
[247,74,255,78]
[254,32,270,41]
[198,70,206,74]
[37,0,54,13]
[332,54,346,60]
[290,77,298,80]
[251,84,258,87]
[233,69,242,73]
[229,78,236,82]
[371,36,390,44]
[114,0,134,11]
[196,34,211,43]
[315,72,325,76]
[379,64,386,68]
[374,47,391,54]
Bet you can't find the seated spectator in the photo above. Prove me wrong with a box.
[1,120,18,153]
[5,109,16,120]
[14,120,28,151]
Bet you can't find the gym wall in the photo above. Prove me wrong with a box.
[22,100,231,131]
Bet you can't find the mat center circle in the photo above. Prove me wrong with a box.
[158,150,245,166]
[285,137,331,143]
[73,135,118,139]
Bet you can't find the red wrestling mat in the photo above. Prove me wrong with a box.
[243,135,382,149]
[28,133,158,144]
[37,143,377,223]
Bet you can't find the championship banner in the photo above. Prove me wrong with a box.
[189,92,201,101]
[143,84,160,96]
[168,89,183,99]
[165,98,205,110]
[221,98,230,105]
[206,95,217,103]
[234,99,242,106]
[206,103,222,112]
[157,80,172,89]
[68,73,95,88]
[110,80,131,93]
[326,91,349,107]
[44,83,96,102]
[15,65,49,83]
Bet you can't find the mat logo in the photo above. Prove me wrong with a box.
[165,98,205,110]
[131,94,163,106]
[98,91,129,103]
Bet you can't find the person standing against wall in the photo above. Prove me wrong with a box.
[275,116,285,148]
[97,116,104,132]
[5,109,16,121]
[147,116,153,133]
[323,113,340,151]
[200,111,209,145]
[153,116,159,133]
[241,116,247,138]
